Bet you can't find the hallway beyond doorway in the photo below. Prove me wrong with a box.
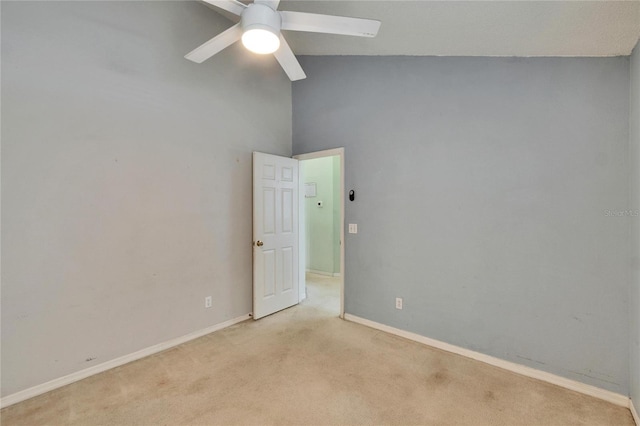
[303,272,340,315]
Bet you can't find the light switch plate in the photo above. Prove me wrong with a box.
[348,224,358,234]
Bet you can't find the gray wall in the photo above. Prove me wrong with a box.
[1,1,291,396]
[293,56,630,394]
[630,42,640,407]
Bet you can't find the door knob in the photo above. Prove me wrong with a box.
[256,241,264,247]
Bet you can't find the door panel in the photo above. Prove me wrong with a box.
[263,249,276,298]
[263,187,276,235]
[253,152,299,319]
[282,189,293,233]
[282,246,293,292]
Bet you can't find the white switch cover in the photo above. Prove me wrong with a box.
[348,224,358,234]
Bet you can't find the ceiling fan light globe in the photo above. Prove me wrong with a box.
[242,28,280,54]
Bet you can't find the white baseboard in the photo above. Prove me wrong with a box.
[306,269,335,277]
[0,313,251,409]
[631,398,639,425]
[344,314,629,408]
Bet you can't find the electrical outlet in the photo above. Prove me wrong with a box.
[348,223,358,234]
[205,296,212,308]
[395,297,403,310]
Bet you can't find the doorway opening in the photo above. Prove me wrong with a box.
[294,148,345,318]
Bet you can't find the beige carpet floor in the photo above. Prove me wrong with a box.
[1,273,635,425]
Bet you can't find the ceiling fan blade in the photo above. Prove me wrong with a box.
[273,35,306,81]
[185,23,243,63]
[254,0,280,11]
[202,0,247,16]
[280,11,381,38]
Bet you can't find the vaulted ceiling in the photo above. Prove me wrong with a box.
[210,0,640,57]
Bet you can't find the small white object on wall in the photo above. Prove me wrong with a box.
[305,182,317,198]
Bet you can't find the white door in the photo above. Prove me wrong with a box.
[253,152,299,319]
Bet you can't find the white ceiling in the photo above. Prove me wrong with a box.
[211,0,640,57]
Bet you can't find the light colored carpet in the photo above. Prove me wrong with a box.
[1,273,634,425]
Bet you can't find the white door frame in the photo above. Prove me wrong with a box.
[293,148,345,318]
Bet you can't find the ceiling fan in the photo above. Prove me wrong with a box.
[185,0,381,81]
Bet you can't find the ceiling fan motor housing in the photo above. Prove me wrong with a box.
[241,3,282,36]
